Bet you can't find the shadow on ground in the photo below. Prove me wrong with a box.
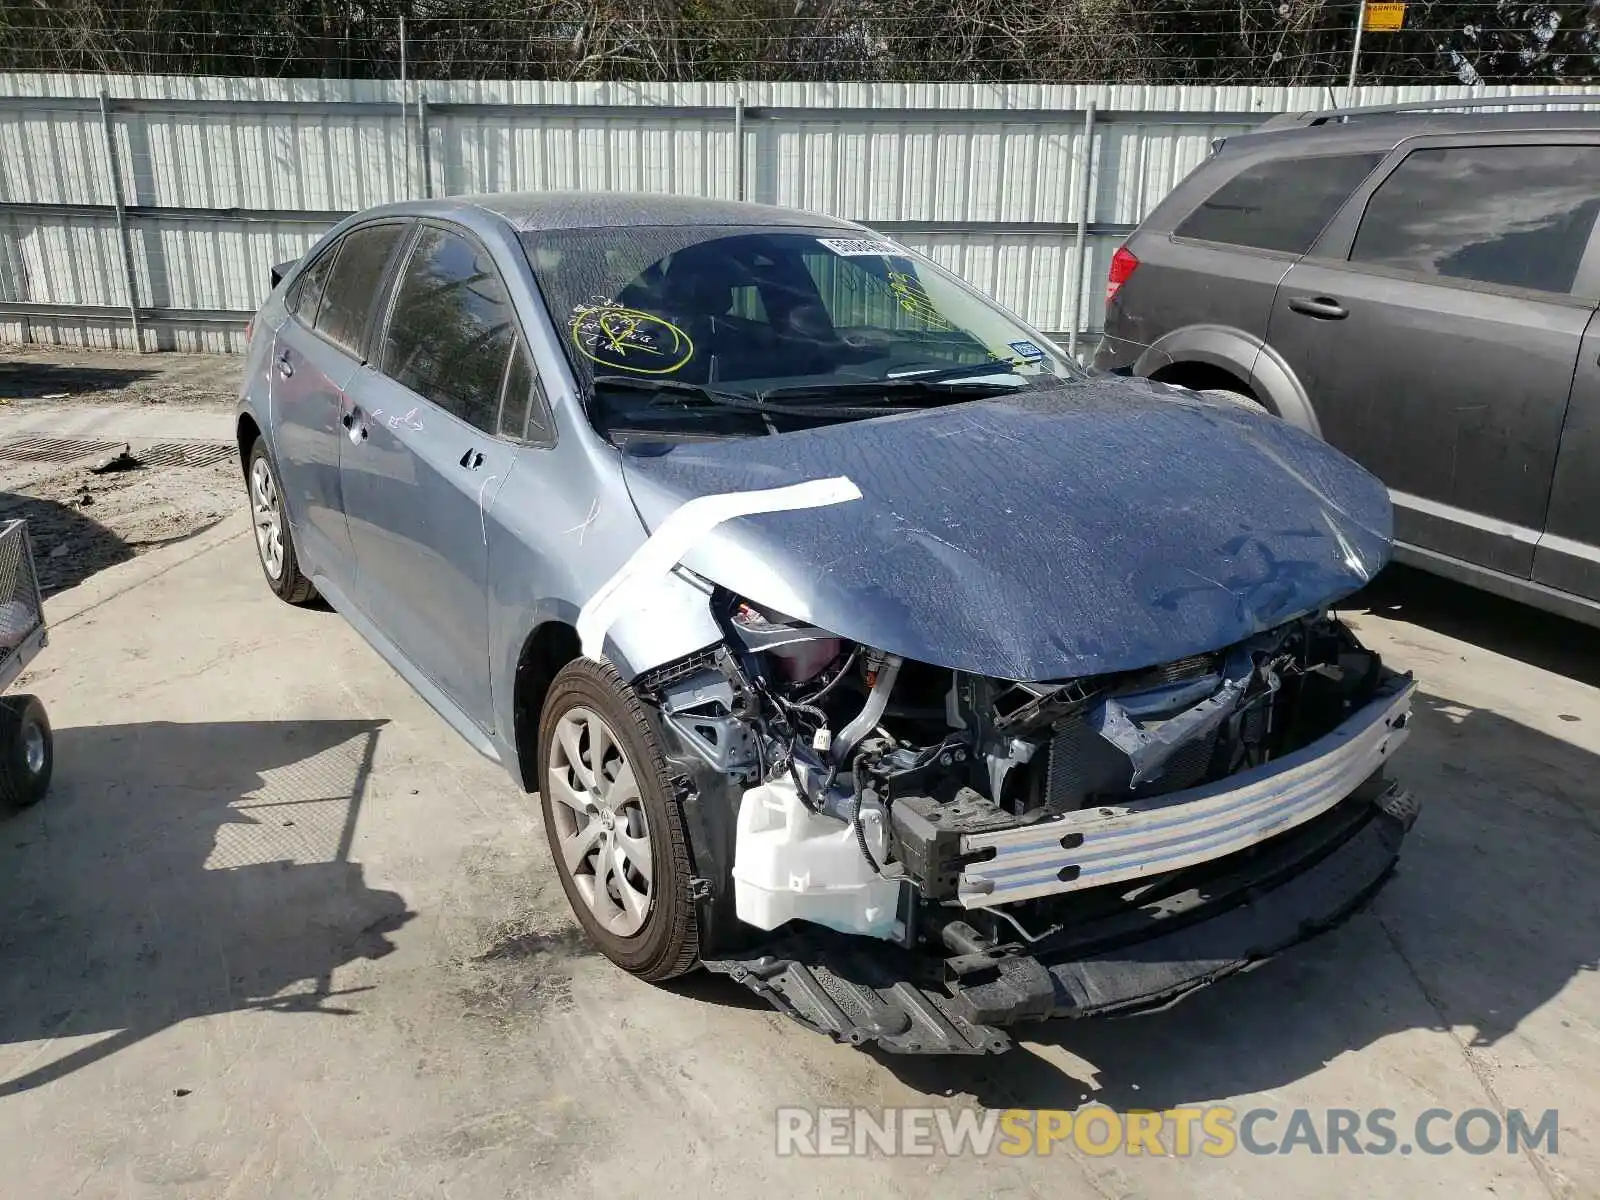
[0,360,153,400]
[0,719,413,1096]
[0,493,132,596]
[1350,562,1600,688]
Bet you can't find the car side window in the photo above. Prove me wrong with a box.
[1175,153,1384,254]
[382,227,516,434]
[314,223,408,358]
[1350,145,1600,295]
[286,244,337,322]
[499,337,555,445]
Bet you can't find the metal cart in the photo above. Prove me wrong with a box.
[0,519,52,809]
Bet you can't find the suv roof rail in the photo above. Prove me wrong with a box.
[1258,92,1600,130]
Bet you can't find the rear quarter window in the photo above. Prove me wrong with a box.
[1350,144,1600,295]
[1175,152,1385,255]
[499,336,556,445]
[285,247,334,321]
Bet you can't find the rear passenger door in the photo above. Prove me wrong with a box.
[341,223,536,730]
[1264,137,1600,578]
[1128,152,1385,371]
[272,221,411,585]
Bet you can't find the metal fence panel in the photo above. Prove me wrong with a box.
[0,108,115,205]
[1,74,1596,354]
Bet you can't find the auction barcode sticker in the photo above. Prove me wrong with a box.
[817,236,902,257]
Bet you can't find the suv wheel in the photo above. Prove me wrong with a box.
[538,658,700,981]
[247,441,317,604]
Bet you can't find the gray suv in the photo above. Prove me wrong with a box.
[1095,97,1600,627]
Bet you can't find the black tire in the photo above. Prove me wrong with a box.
[538,658,700,981]
[0,694,52,810]
[246,440,317,605]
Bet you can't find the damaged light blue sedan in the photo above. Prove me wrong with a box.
[239,193,1417,1055]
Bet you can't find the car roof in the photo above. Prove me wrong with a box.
[1229,106,1600,156]
[447,190,863,233]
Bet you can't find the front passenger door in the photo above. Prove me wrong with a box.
[340,224,525,730]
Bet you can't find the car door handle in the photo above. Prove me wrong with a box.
[1287,296,1349,320]
[459,448,486,471]
[341,407,369,440]
[276,350,294,378]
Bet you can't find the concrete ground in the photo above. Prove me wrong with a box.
[0,378,1596,1197]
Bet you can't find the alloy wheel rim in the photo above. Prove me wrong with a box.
[22,721,44,775]
[250,457,284,579]
[547,706,654,937]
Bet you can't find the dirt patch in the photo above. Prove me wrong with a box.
[0,346,238,408]
[447,843,600,1026]
[0,455,240,597]
[459,918,596,1023]
[0,347,242,596]
[477,922,594,963]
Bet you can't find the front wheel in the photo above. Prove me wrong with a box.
[538,658,700,981]
[0,694,51,810]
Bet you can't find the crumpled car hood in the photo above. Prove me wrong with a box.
[617,377,1392,681]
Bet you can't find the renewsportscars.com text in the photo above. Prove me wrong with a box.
[775,1105,1560,1159]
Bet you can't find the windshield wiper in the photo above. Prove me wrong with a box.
[758,362,1026,402]
[590,374,920,419]
[592,375,754,408]
[891,359,1028,383]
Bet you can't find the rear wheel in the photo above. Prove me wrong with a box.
[0,694,51,810]
[247,441,317,605]
[538,658,699,980]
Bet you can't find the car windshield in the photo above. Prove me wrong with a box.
[519,224,1082,440]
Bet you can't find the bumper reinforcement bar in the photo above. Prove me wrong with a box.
[957,676,1415,907]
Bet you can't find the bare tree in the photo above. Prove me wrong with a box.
[2,0,1598,84]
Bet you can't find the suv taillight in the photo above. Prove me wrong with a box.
[1106,246,1139,303]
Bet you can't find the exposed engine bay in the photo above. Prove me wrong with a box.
[634,592,1413,991]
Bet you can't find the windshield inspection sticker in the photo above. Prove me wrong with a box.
[1008,339,1046,362]
[817,236,902,257]
[570,303,694,375]
[887,269,957,331]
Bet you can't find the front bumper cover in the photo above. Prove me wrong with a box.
[704,778,1418,1055]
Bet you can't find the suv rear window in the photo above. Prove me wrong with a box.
[1175,153,1383,254]
[1350,145,1600,295]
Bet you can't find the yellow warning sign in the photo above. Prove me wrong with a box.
[1364,2,1406,32]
